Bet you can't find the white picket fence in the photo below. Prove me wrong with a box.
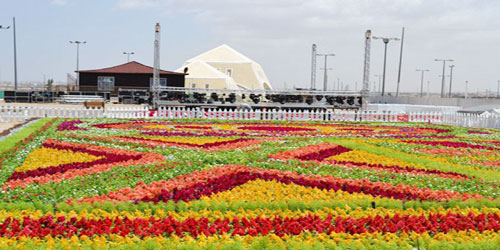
[0,105,498,129]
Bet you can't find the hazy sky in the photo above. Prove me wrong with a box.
[0,0,499,93]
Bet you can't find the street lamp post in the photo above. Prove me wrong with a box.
[69,41,86,85]
[320,67,333,90]
[373,36,400,96]
[316,53,335,91]
[123,52,135,62]
[448,65,455,97]
[12,17,17,91]
[1,19,17,91]
[396,27,405,97]
[0,24,10,87]
[375,74,382,94]
[416,69,430,97]
[434,59,453,98]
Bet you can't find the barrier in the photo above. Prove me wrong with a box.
[0,105,498,129]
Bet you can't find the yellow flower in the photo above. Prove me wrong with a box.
[16,148,102,172]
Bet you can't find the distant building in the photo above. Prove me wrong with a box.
[177,44,272,90]
[77,61,185,93]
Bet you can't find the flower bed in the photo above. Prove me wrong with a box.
[0,118,498,249]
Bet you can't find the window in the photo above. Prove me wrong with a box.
[226,68,233,77]
[205,84,210,89]
[191,83,196,88]
[97,76,115,91]
[149,78,167,88]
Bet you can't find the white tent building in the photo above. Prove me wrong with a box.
[177,44,272,90]
[176,60,240,90]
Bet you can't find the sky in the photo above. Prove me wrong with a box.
[0,0,499,94]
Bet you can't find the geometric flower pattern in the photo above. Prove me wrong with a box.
[78,165,487,204]
[4,139,164,189]
[85,135,276,152]
[269,143,471,179]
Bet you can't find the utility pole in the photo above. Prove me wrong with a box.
[396,27,405,97]
[12,17,18,91]
[375,74,382,94]
[434,59,453,98]
[319,67,332,90]
[362,30,372,95]
[0,24,10,88]
[123,52,135,62]
[2,19,18,90]
[316,53,335,91]
[152,23,161,109]
[69,41,86,85]
[373,36,400,96]
[448,65,455,97]
[310,44,317,90]
[416,69,429,97]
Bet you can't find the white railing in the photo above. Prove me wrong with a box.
[0,105,498,129]
[0,106,105,122]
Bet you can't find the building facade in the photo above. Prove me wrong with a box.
[77,61,185,93]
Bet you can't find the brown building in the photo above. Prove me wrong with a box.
[77,61,185,93]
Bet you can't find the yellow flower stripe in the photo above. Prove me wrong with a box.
[140,136,236,145]
[339,138,500,178]
[0,230,497,249]
[326,150,423,169]
[195,179,389,204]
[15,148,103,172]
[0,207,497,222]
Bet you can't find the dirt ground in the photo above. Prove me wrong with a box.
[0,122,21,134]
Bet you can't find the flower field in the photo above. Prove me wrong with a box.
[0,118,498,249]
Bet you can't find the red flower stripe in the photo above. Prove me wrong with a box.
[237,126,316,132]
[468,130,491,135]
[141,131,254,137]
[57,120,87,131]
[297,146,352,161]
[403,140,497,151]
[91,121,453,138]
[270,143,348,162]
[0,213,497,238]
[327,160,471,180]
[78,165,489,204]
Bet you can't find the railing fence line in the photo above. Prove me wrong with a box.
[0,105,498,129]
